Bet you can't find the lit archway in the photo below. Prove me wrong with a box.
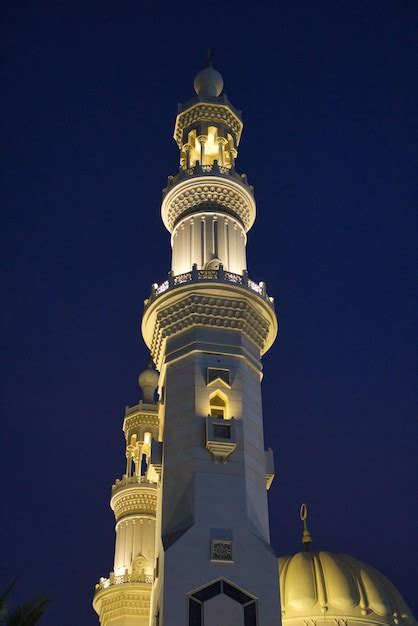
[209,390,228,419]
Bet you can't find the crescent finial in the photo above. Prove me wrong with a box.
[300,502,312,550]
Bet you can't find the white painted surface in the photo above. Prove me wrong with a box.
[151,326,280,625]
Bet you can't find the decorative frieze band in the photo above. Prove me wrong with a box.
[149,293,270,368]
[174,102,243,147]
[161,177,256,232]
[94,587,151,625]
[111,484,157,521]
[123,412,159,442]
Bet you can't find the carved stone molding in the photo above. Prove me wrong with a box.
[93,585,152,625]
[174,102,243,147]
[161,176,256,232]
[123,412,160,443]
[111,483,157,522]
[148,291,272,369]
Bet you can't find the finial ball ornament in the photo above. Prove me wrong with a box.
[193,66,224,97]
[138,363,159,403]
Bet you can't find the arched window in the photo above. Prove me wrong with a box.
[205,257,222,270]
[210,392,228,419]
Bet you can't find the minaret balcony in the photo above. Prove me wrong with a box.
[110,476,158,522]
[111,474,154,496]
[163,162,252,198]
[142,265,278,369]
[95,571,154,593]
[93,572,153,623]
[146,266,275,311]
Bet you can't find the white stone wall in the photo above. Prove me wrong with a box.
[114,516,156,577]
[151,326,280,625]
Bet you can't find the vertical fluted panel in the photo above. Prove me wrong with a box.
[171,213,247,274]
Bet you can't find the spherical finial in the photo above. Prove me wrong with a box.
[138,362,159,403]
[193,49,224,97]
[300,502,313,549]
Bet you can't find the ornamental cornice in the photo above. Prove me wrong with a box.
[174,102,243,147]
[110,483,157,521]
[93,585,151,624]
[125,401,157,417]
[142,285,277,371]
[281,616,409,626]
[161,176,256,232]
[123,412,160,441]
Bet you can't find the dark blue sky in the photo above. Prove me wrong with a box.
[1,2,417,624]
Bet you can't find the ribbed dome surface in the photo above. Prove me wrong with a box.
[279,551,416,625]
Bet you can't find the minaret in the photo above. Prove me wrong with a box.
[94,57,280,626]
[93,365,160,625]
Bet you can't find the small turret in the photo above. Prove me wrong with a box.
[93,360,161,626]
[157,54,258,281]
[172,53,244,175]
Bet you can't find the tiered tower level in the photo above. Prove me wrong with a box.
[94,59,279,626]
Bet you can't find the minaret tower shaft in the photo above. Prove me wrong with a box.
[93,366,160,626]
[94,58,280,626]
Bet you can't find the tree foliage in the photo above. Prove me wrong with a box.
[0,581,49,626]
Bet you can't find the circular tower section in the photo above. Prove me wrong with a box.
[143,60,277,369]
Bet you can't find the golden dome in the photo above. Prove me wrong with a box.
[279,550,416,626]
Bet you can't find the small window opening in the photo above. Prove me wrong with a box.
[140,453,148,476]
[213,424,231,439]
[210,393,227,419]
[207,367,230,387]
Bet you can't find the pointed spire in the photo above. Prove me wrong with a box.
[205,48,214,67]
[300,503,313,550]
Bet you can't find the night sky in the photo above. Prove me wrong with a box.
[1,2,417,624]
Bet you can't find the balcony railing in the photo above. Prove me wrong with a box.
[163,162,253,197]
[146,265,274,310]
[95,571,154,592]
[111,474,152,495]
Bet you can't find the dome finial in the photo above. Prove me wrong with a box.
[193,51,224,97]
[138,360,159,404]
[205,48,214,68]
[300,503,312,550]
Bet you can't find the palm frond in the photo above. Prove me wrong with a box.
[6,597,50,626]
[0,580,17,622]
